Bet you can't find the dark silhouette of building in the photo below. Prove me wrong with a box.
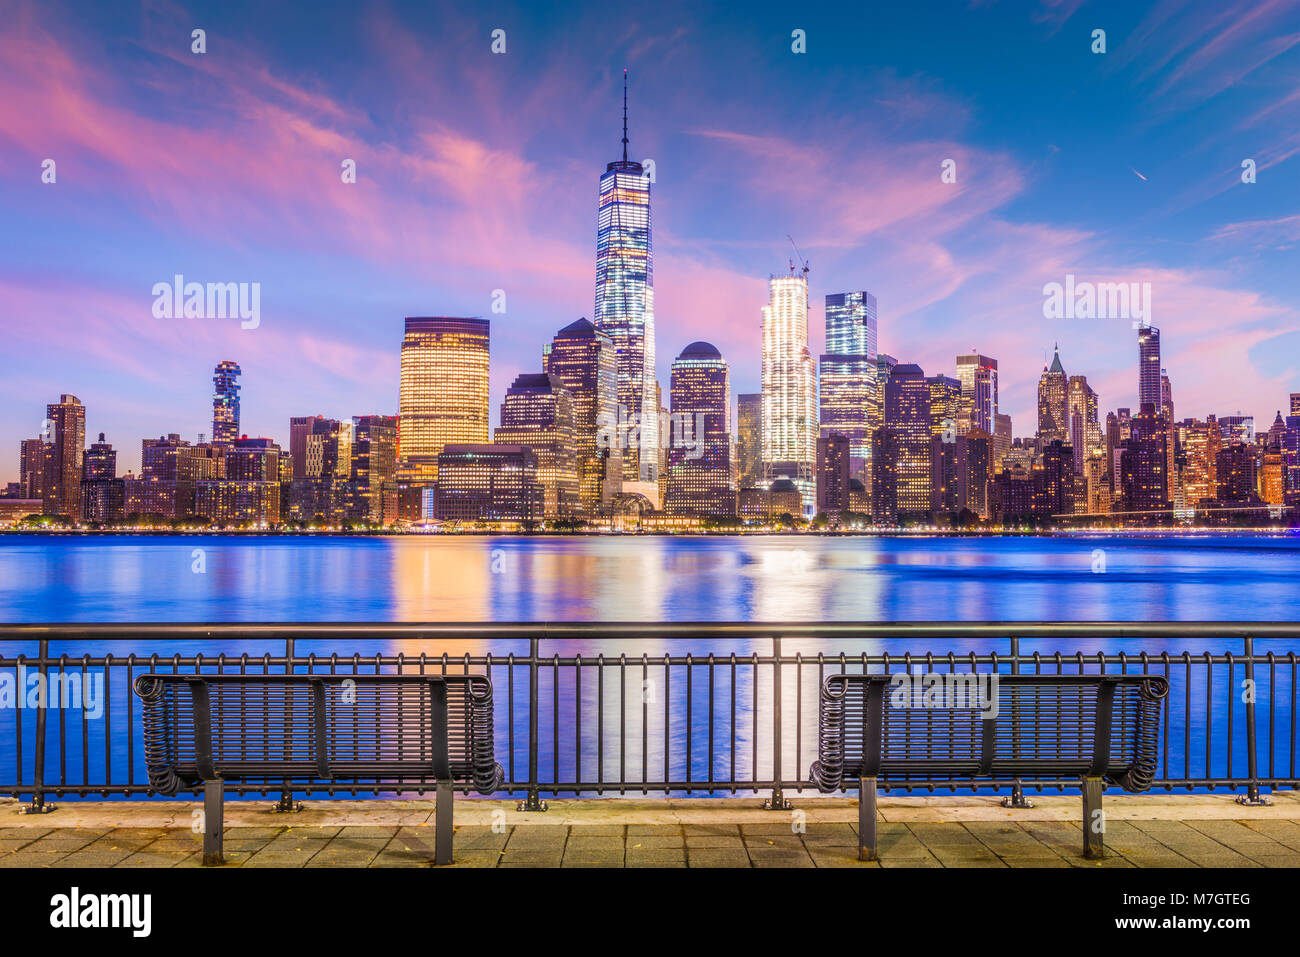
[816,433,851,515]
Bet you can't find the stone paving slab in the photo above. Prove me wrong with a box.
[1,794,1298,868]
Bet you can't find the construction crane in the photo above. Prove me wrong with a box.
[787,235,809,279]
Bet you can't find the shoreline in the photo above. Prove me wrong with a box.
[1,528,1297,539]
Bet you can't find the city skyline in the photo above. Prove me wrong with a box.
[3,0,1299,483]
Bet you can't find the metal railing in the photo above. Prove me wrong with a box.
[1,622,1296,812]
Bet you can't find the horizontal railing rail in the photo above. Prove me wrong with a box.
[1,622,1296,811]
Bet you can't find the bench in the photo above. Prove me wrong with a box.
[133,673,504,866]
[810,672,1168,860]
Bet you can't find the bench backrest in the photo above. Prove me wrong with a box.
[810,673,1168,793]
[134,673,503,796]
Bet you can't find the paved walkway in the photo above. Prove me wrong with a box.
[3,794,1299,868]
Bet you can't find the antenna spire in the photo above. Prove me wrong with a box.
[622,69,629,162]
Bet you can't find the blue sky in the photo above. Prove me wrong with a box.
[1,0,1298,479]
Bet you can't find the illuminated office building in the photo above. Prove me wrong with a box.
[435,444,542,523]
[545,318,621,512]
[1259,447,1284,505]
[1067,375,1102,473]
[1037,346,1069,445]
[1121,404,1169,511]
[494,373,579,519]
[956,353,998,435]
[927,374,962,439]
[761,273,816,510]
[594,72,658,490]
[1285,414,1300,498]
[737,393,763,489]
[1178,417,1222,505]
[287,418,352,522]
[1217,414,1254,445]
[819,292,878,484]
[211,361,241,446]
[398,317,490,482]
[192,438,282,525]
[41,394,85,519]
[867,354,898,468]
[664,342,733,516]
[350,415,398,524]
[883,363,932,521]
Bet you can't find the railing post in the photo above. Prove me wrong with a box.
[1001,634,1033,809]
[22,638,56,814]
[274,635,302,813]
[1237,634,1271,806]
[763,635,791,810]
[517,635,548,811]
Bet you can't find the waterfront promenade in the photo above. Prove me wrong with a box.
[5,793,1299,868]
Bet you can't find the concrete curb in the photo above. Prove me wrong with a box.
[4,792,1298,829]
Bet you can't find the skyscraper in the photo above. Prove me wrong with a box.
[494,372,579,519]
[736,393,763,489]
[1121,403,1170,511]
[1037,346,1069,445]
[42,394,85,519]
[820,291,878,485]
[350,415,398,524]
[594,71,658,491]
[884,364,932,521]
[398,317,490,482]
[1066,375,1102,473]
[761,272,816,510]
[1137,325,1161,410]
[545,318,621,513]
[80,432,124,524]
[927,374,962,439]
[664,342,733,516]
[211,361,241,446]
[1178,417,1221,505]
[816,433,851,515]
[19,437,45,500]
[435,444,543,523]
[955,352,998,435]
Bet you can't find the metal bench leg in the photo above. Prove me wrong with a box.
[1082,776,1104,859]
[203,779,224,866]
[434,780,453,866]
[858,777,878,862]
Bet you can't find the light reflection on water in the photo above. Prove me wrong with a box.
[3,533,1297,623]
[2,534,1296,797]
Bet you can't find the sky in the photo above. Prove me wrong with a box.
[1,0,1298,481]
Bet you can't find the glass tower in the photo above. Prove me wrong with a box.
[819,291,878,485]
[212,361,241,446]
[594,71,657,490]
[1138,324,1162,411]
[546,317,621,513]
[664,341,733,516]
